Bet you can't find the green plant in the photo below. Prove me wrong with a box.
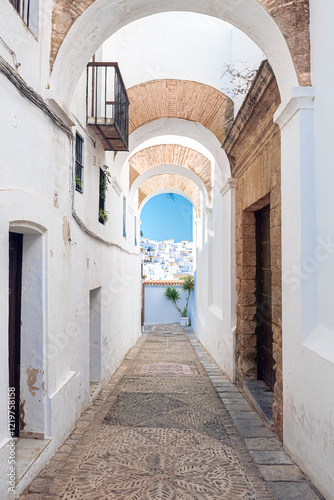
[180,275,194,317]
[142,275,147,280]
[100,164,111,198]
[164,286,182,315]
[164,277,194,317]
[99,208,109,223]
[75,175,82,191]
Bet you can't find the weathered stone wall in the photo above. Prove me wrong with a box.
[50,0,310,86]
[223,61,282,438]
[257,0,310,85]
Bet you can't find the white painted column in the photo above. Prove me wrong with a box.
[220,178,237,381]
[274,88,317,344]
[203,207,213,308]
[273,88,334,494]
[193,217,202,319]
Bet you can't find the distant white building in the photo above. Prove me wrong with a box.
[141,238,193,280]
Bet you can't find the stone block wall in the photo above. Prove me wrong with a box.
[223,61,283,438]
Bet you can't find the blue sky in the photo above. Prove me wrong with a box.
[140,194,193,242]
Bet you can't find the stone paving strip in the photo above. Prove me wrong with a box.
[186,328,324,500]
[19,324,323,500]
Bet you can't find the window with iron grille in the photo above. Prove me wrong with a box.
[9,0,39,36]
[75,133,84,193]
[99,168,106,224]
[123,196,127,238]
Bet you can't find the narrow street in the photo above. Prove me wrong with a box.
[20,325,321,500]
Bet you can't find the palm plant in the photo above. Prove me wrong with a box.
[181,275,194,317]
[164,286,182,315]
[164,276,194,318]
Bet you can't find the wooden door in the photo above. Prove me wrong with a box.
[256,207,275,390]
[8,232,23,437]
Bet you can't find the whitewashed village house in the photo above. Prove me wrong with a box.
[1,1,334,498]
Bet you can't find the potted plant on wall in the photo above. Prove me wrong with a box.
[164,275,194,327]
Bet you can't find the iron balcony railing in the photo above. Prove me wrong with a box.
[86,62,129,151]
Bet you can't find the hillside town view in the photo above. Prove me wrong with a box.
[141,238,194,281]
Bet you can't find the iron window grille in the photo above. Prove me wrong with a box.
[123,196,127,238]
[9,0,38,35]
[75,133,84,193]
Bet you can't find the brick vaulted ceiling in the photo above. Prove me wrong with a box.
[138,174,201,216]
[127,80,234,144]
[51,1,310,86]
[129,144,212,202]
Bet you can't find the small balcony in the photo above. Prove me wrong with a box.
[86,63,129,151]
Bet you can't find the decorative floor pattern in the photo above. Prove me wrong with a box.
[19,324,322,499]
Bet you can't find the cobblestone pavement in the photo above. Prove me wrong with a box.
[20,324,322,500]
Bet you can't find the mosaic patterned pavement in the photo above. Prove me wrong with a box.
[19,324,322,500]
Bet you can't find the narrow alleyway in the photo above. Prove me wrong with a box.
[20,325,321,500]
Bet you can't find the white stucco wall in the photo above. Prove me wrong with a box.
[0,43,141,499]
[0,0,53,92]
[191,174,236,382]
[144,284,194,325]
[275,2,334,498]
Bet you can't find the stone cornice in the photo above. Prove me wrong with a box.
[222,60,274,156]
[232,122,279,179]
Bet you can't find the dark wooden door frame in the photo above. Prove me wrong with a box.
[255,206,275,390]
[8,232,23,437]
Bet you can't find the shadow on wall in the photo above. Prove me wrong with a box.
[144,283,195,325]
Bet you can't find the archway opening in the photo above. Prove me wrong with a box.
[140,193,196,327]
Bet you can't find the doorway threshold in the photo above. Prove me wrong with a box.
[243,380,274,427]
[15,438,51,484]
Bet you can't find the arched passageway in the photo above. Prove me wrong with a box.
[3,1,333,498]
[46,2,321,492]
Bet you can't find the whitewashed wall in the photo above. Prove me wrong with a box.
[144,284,194,325]
[0,9,142,496]
[276,2,334,498]
[191,169,236,382]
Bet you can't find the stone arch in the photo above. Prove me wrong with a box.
[130,164,209,209]
[129,144,212,201]
[113,118,232,185]
[136,173,201,216]
[128,80,234,143]
[50,0,306,107]
[139,189,199,219]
